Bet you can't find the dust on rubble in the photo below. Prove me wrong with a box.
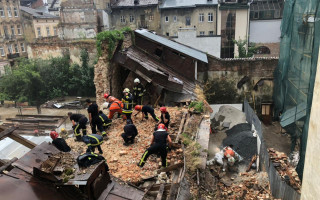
[66,107,186,184]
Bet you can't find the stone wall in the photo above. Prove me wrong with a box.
[200,55,278,105]
[27,37,97,65]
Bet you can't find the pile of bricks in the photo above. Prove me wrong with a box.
[268,148,301,192]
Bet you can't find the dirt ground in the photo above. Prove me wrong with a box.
[262,122,291,155]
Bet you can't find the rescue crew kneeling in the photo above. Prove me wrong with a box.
[82,134,104,154]
[138,124,172,168]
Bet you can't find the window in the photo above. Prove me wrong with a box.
[209,31,214,36]
[13,7,18,17]
[149,15,154,21]
[165,16,169,22]
[208,13,213,22]
[53,27,57,36]
[129,15,134,23]
[7,44,12,54]
[186,16,191,26]
[199,31,205,36]
[14,43,18,53]
[17,25,21,35]
[3,26,8,37]
[173,16,177,22]
[120,16,125,23]
[20,43,25,52]
[37,27,41,37]
[199,13,204,22]
[7,7,12,17]
[0,46,5,56]
[0,8,4,17]
[10,25,14,35]
[46,27,50,36]
[166,32,169,36]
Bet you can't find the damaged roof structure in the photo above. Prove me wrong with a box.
[113,29,208,105]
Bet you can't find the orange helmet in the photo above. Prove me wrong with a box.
[104,93,109,99]
[135,105,142,111]
[158,123,166,130]
[160,107,167,113]
[224,148,235,158]
[50,131,59,140]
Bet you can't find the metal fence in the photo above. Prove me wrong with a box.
[243,100,301,200]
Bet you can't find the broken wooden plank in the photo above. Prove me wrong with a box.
[246,155,257,172]
[97,181,115,200]
[0,157,18,173]
[148,183,171,192]
[167,169,181,200]
[16,114,65,118]
[6,118,58,123]
[155,184,165,200]
[0,127,18,139]
[157,162,184,174]
[175,112,187,143]
[8,132,36,149]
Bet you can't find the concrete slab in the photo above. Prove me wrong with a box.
[196,118,211,169]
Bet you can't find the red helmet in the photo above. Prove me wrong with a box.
[104,93,109,99]
[135,105,142,111]
[50,131,59,140]
[160,107,167,113]
[158,123,166,130]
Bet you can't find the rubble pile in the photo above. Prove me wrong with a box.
[268,148,301,192]
[67,107,185,184]
[212,105,246,130]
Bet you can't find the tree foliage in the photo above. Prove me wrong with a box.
[233,39,257,58]
[0,49,95,107]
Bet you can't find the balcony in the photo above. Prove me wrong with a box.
[4,35,16,41]
[7,53,20,59]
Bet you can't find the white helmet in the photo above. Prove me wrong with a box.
[102,102,109,109]
[134,78,140,83]
[123,88,130,93]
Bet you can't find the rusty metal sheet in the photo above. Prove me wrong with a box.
[11,142,60,174]
[0,175,81,200]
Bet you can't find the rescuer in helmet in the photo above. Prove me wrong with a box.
[133,78,146,105]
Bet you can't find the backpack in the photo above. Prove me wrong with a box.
[77,152,105,168]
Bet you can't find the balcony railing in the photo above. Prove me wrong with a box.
[7,53,19,59]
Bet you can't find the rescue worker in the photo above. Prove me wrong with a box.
[68,112,88,141]
[86,99,107,137]
[121,119,138,146]
[159,107,170,129]
[133,78,146,105]
[82,134,104,154]
[122,88,133,120]
[50,131,71,152]
[99,110,112,130]
[104,93,123,119]
[134,105,159,122]
[222,146,239,172]
[138,124,172,168]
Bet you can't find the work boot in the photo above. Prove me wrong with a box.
[123,142,130,146]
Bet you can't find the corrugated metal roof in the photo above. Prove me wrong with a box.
[111,0,158,8]
[135,29,208,63]
[21,6,59,19]
[159,0,218,9]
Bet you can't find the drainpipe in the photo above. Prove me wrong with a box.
[247,0,253,50]
[195,60,198,80]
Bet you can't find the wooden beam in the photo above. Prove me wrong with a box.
[8,132,36,149]
[0,159,6,167]
[157,162,183,174]
[0,127,18,139]
[155,184,164,200]
[16,114,65,118]
[175,112,187,143]
[0,157,18,173]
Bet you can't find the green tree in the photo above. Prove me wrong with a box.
[233,39,256,58]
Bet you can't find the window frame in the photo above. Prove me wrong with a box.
[199,13,204,22]
[7,7,12,17]
[53,27,57,36]
[0,8,4,17]
[199,31,205,36]
[208,13,213,22]
[14,43,19,53]
[129,15,134,23]
[7,44,13,54]
[186,16,191,26]
[173,16,177,22]
[165,16,169,22]
[37,27,41,37]
[46,26,50,36]
[10,25,15,36]
[20,43,25,52]
[209,31,214,36]
[120,15,126,23]
[13,7,18,17]
[0,46,5,56]
[17,25,21,35]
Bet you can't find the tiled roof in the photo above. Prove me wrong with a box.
[111,0,158,8]
[20,6,59,19]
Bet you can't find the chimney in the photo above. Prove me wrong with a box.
[134,0,139,5]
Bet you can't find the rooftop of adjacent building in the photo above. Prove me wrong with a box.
[159,0,218,9]
[20,6,59,19]
[111,0,159,8]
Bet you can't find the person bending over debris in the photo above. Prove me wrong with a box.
[99,110,112,130]
[104,93,124,119]
[138,124,172,168]
[133,78,146,105]
[122,88,133,120]
[159,107,170,129]
[121,119,138,146]
[68,112,88,141]
[77,152,109,171]
[50,131,71,152]
[82,134,104,154]
[222,146,240,172]
[134,105,159,122]
[86,99,107,138]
